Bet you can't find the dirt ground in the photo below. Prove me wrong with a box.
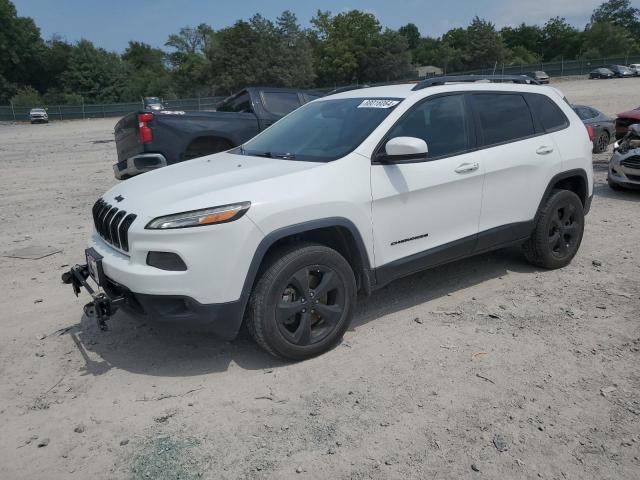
[0,78,639,480]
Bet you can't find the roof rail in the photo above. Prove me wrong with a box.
[412,75,540,91]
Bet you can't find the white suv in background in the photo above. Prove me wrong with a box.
[63,76,594,360]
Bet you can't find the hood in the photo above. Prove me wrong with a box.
[617,108,640,119]
[102,152,320,220]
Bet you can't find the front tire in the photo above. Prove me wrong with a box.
[247,243,356,360]
[523,189,584,269]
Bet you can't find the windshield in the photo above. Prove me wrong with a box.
[238,98,402,162]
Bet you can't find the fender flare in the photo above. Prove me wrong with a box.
[536,168,591,218]
[236,217,372,315]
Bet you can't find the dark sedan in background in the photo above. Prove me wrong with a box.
[589,68,615,79]
[572,105,615,153]
[609,65,634,78]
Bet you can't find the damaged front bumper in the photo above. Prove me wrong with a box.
[61,248,246,339]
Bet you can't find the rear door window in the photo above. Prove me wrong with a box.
[472,93,535,146]
[261,92,302,116]
[526,93,569,132]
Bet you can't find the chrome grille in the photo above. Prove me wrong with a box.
[91,198,136,252]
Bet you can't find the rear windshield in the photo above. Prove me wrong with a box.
[239,98,401,162]
[261,92,301,116]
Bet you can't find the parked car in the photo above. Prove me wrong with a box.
[614,107,640,139]
[572,105,614,153]
[629,64,640,76]
[29,108,48,124]
[608,124,640,190]
[113,87,322,179]
[525,71,550,84]
[143,97,164,111]
[63,75,593,360]
[609,65,634,78]
[589,68,614,79]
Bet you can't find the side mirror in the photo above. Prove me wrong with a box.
[382,136,428,162]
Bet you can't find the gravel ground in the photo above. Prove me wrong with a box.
[0,78,639,480]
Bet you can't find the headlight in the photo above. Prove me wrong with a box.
[145,202,251,229]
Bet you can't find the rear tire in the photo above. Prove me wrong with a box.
[592,131,609,154]
[247,243,356,361]
[523,189,584,269]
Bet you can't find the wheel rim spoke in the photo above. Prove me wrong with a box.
[563,223,577,236]
[564,203,576,218]
[312,270,338,298]
[548,231,561,249]
[292,311,312,344]
[289,268,310,298]
[313,303,343,326]
[276,300,303,322]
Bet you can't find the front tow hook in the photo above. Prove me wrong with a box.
[61,265,124,331]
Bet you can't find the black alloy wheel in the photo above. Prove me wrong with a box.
[276,265,345,346]
[547,202,580,260]
[523,189,585,269]
[248,243,356,360]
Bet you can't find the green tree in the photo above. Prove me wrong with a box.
[165,24,213,95]
[362,29,412,82]
[591,0,640,35]
[269,11,315,87]
[10,85,41,106]
[0,0,45,102]
[540,17,581,60]
[399,23,421,50]
[582,21,638,57]
[310,9,411,85]
[60,39,128,102]
[441,27,468,51]
[501,23,542,55]
[465,17,505,69]
[122,41,174,100]
[37,35,73,96]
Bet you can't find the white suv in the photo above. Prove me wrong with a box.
[63,76,594,360]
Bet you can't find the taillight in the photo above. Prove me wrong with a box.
[138,112,154,144]
[586,125,595,142]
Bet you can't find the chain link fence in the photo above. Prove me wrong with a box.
[446,54,640,77]
[2,54,639,122]
[0,96,225,122]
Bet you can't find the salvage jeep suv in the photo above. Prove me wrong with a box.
[63,76,593,360]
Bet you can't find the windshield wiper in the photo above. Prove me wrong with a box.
[244,150,296,159]
[247,150,273,158]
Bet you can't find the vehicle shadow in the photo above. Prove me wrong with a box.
[70,246,538,377]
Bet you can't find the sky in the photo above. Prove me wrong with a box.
[13,0,609,52]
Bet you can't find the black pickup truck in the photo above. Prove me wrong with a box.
[113,87,322,179]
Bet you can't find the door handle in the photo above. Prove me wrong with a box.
[454,162,479,173]
[536,146,554,155]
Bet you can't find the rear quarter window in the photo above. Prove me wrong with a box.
[526,93,569,132]
[472,93,535,146]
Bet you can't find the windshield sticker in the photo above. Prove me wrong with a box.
[357,99,400,109]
